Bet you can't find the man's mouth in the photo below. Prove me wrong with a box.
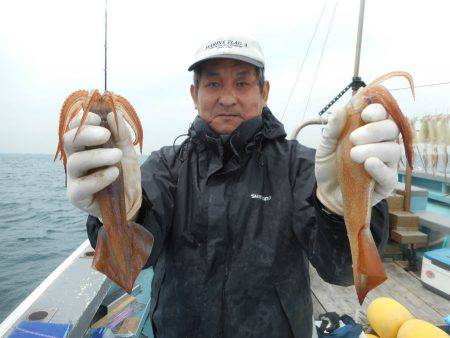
[216,113,241,117]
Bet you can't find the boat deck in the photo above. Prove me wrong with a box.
[310,262,450,325]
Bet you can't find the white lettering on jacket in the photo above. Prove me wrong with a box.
[250,193,271,202]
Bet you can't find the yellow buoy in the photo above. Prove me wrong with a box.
[397,319,449,338]
[367,297,414,338]
[365,334,379,338]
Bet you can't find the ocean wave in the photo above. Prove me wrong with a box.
[0,201,21,208]
[17,235,53,243]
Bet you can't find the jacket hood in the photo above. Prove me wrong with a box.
[260,106,287,140]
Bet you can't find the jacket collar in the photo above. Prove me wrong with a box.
[188,107,286,155]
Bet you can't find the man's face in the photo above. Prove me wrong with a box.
[190,59,270,135]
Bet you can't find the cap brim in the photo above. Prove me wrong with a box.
[188,54,264,71]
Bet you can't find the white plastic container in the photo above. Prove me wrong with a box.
[420,248,450,299]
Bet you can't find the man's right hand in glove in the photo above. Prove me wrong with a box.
[64,111,142,221]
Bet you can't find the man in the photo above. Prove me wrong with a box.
[64,36,401,337]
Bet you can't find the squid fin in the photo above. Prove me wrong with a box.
[356,227,387,304]
[93,221,154,293]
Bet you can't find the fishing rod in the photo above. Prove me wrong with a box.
[290,0,367,139]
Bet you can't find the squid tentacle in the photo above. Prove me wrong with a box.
[115,95,144,152]
[365,85,414,168]
[54,90,89,172]
[367,71,415,99]
[74,89,101,141]
[102,91,121,136]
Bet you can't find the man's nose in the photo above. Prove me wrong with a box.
[218,87,237,107]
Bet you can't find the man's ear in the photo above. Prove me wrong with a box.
[190,84,198,108]
[262,80,270,105]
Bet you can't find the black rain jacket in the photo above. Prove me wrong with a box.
[86,107,389,338]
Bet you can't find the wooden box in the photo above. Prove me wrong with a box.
[391,229,428,244]
[389,210,419,230]
[387,194,404,212]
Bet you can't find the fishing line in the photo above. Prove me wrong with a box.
[281,0,329,122]
[390,81,450,91]
[300,0,340,124]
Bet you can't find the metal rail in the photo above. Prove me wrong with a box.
[290,116,328,140]
[353,0,365,92]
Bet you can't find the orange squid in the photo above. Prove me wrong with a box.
[336,72,414,304]
[55,89,153,293]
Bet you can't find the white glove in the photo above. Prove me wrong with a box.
[315,103,401,215]
[64,111,142,221]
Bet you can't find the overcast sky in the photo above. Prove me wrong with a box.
[1,0,449,155]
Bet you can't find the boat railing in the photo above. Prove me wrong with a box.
[0,240,111,338]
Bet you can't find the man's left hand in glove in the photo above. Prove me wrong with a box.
[315,103,402,215]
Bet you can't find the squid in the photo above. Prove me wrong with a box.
[55,89,153,293]
[432,144,438,177]
[336,71,414,304]
[418,117,429,173]
[429,116,439,176]
[423,143,429,174]
[409,117,425,170]
[409,117,417,143]
[437,114,448,179]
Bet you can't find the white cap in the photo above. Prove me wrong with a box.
[188,35,265,71]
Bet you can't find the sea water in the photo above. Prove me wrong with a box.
[0,154,147,322]
[0,154,87,321]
